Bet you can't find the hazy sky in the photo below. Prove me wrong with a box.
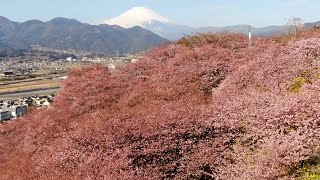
[0,0,319,27]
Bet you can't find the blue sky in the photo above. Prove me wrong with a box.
[0,0,319,27]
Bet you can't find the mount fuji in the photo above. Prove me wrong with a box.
[105,7,173,28]
[104,7,194,40]
[104,7,320,41]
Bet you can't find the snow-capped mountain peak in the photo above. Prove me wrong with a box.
[104,7,174,28]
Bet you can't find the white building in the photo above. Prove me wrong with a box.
[131,59,139,63]
[108,64,116,70]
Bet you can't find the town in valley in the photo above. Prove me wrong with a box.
[0,47,142,122]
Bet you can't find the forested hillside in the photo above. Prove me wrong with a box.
[0,16,167,55]
[0,30,319,179]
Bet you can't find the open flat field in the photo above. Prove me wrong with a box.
[0,61,96,101]
[0,77,60,100]
[0,78,59,94]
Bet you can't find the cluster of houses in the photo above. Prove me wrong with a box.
[0,94,55,122]
[0,102,28,121]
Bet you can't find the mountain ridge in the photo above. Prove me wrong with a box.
[103,7,320,40]
[0,16,168,55]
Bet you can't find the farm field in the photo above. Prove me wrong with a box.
[0,77,60,100]
[0,62,94,100]
[0,79,58,92]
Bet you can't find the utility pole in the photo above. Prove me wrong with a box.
[248,25,252,46]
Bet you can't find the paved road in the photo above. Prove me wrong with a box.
[0,87,60,101]
[0,77,54,86]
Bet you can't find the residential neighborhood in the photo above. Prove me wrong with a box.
[0,94,55,121]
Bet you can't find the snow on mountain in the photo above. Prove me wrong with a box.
[104,7,320,41]
[105,7,174,28]
[104,7,194,40]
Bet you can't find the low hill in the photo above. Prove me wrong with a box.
[0,30,319,179]
[197,24,292,36]
[0,17,168,55]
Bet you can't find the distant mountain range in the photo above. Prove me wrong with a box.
[2,8,320,54]
[0,16,168,55]
[105,7,320,40]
